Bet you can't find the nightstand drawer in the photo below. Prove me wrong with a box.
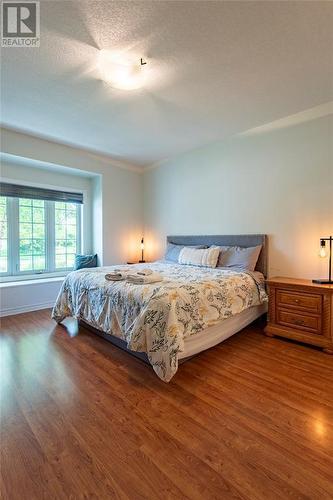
[277,290,321,313]
[276,309,321,334]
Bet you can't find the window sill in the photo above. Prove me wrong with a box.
[0,276,66,288]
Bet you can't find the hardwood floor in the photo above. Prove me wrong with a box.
[1,310,333,499]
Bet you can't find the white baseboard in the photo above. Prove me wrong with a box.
[0,301,55,317]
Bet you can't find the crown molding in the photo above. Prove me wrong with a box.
[0,124,144,174]
[239,101,333,138]
[143,101,333,173]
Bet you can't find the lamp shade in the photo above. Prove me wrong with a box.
[319,240,327,258]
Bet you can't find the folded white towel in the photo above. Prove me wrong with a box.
[135,268,153,276]
[105,269,127,281]
[127,272,163,284]
[105,267,159,283]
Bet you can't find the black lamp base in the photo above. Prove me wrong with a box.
[139,260,146,263]
[312,278,333,284]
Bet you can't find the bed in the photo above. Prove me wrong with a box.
[52,234,268,382]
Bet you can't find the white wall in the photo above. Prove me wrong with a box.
[144,115,333,280]
[91,175,103,266]
[0,278,63,317]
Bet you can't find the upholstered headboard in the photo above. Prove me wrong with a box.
[167,234,268,277]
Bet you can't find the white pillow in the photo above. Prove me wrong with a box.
[178,247,220,268]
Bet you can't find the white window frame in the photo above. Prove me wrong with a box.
[0,196,82,282]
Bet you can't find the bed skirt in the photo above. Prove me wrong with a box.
[79,303,267,366]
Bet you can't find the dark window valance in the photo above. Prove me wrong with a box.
[0,183,83,204]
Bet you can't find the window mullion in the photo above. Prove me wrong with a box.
[47,201,55,273]
[1,196,11,276]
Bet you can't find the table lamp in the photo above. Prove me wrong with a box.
[312,236,332,284]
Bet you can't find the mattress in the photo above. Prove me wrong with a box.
[179,302,267,359]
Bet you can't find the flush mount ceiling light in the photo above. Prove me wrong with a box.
[98,49,147,90]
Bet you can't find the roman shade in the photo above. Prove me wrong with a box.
[0,182,83,204]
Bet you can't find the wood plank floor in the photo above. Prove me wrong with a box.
[1,309,333,500]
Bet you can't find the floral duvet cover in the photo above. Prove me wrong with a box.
[52,262,267,382]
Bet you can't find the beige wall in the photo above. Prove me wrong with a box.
[144,115,333,280]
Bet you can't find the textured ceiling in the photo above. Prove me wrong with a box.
[1,0,333,167]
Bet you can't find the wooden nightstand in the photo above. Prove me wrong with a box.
[265,277,333,354]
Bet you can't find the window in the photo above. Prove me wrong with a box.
[0,195,81,279]
[19,198,46,272]
[54,202,79,270]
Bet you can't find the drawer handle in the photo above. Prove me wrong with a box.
[294,299,300,303]
[294,319,305,326]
